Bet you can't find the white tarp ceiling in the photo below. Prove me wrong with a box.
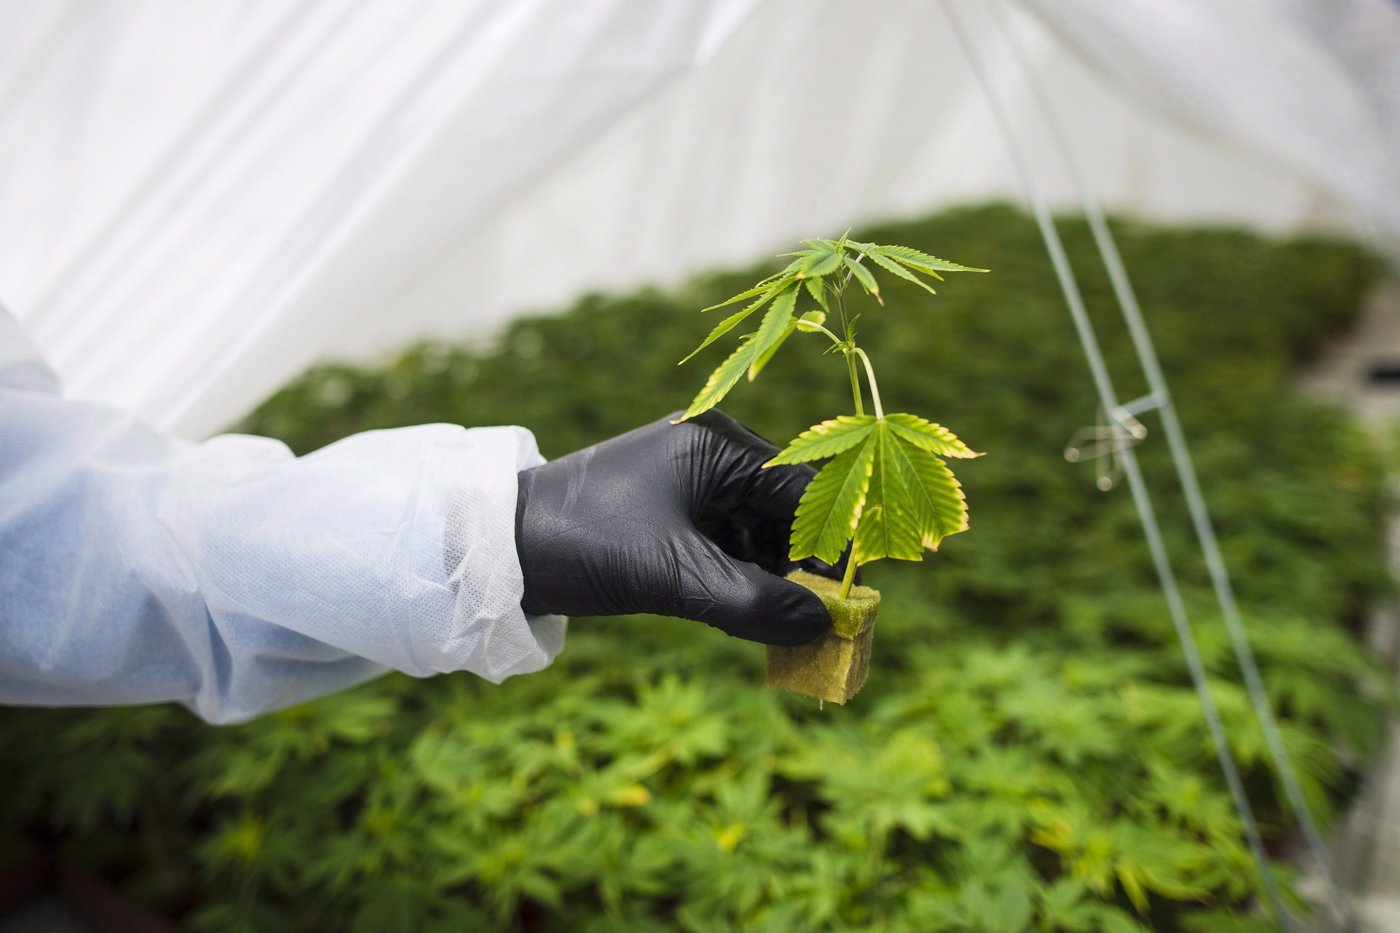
[1,0,1397,438]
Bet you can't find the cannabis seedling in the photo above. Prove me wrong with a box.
[678,234,985,595]
[676,235,985,702]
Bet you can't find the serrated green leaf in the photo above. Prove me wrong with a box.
[747,286,798,380]
[680,291,799,418]
[885,412,982,459]
[852,423,969,563]
[679,303,761,365]
[853,423,926,563]
[754,269,785,284]
[804,277,831,312]
[678,342,754,421]
[749,308,830,379]
[871,244,988,276]
[873,247,945,280]
[891,435,970,548]
[749,321,796,380]
[790,437,876,564]
[867,250,939,295]
[796,249,845,279]
[699,279,777,313]
[779,255,807,276]
[843,257,881,302]
[765,415,877,466]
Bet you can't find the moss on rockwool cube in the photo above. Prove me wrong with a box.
[766,570,880,705]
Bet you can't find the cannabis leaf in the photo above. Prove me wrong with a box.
[851,421,968,562]
[764,415,876,466]
[843,256,881,302]
[796,248,844,279]
[699,275,792,313]
[679,304,763,366]
[749,307,823,381]
[884,412,982,459]
[866,250,940,295]
[856,242,990,277]
[679,286,798,419]
[789,418,970,564]
[847,241,989,297]
[774,239,868,282]
[853,424,927,562]
[790,439,876,564]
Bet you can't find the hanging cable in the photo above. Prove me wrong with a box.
[939,2,1291,926]
[985,5,1358,926]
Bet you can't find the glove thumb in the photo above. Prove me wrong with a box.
[677,534,832,645]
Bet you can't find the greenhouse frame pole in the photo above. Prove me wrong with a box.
[982,6,1359,927]
[941,2,1295,926]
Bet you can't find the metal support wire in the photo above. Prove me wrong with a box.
[985,5,1358,926]
[939,2,1292,926]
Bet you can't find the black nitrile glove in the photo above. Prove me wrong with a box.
[515,410,839,645]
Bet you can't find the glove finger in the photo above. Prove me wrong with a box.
[671,533,830,645]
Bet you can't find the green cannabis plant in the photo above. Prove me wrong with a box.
[678,236,987,598]
[3,206,1392,929]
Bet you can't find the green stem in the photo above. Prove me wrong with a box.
[803,321,866,417]
[807,322,845,347]
[836,252,875,598]
[830,263,868,419]
[835,272,852,337]
[838,548,860,600]
[853,348,884,419]
[846,352,865,416]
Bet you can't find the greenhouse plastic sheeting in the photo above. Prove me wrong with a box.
[0,0,1396,437]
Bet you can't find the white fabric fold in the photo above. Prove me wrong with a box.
[0,306,562,723]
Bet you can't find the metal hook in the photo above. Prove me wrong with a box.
[1064,405,1148,490]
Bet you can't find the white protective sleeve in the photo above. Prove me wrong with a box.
[0,306,566,723]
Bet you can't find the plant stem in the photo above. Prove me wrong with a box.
[835,251,877,598]
[854,348,884,419]
[834,258,870,418]
[835,271,852,337]
[838,549,860,600]
[804,320,866,417]
[846,352,865,416]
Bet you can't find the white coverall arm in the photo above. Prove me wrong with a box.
[0,306,565,724]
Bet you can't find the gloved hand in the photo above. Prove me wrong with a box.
[515,410,839,645]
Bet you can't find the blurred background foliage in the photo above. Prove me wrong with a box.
[2,204,1396,931]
